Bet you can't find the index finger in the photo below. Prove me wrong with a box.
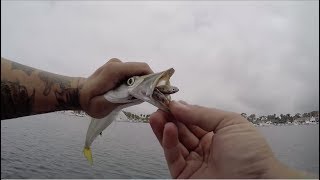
[169,101,248,133]
[118,62,154,78]
[94,60,154,95]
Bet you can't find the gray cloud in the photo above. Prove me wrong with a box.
[1,1,318,116]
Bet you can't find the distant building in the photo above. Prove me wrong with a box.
[261,116,268,121]
[309,117,318,124]
[294,117,308,124]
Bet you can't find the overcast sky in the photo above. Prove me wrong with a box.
[1,1,319,116]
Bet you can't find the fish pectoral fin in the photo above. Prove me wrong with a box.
[83,147,93,165]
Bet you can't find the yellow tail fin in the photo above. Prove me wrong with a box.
[83,147,93,165]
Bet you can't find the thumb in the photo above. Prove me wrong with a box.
[86,95,119,119]
[169,101,246,132]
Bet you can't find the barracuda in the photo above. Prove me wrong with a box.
[83,68,179,164]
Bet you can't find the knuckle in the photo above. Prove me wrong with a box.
[108,58,121,63]
[141,62,149,67]
[141,62,151,70]
[104,62,120,74]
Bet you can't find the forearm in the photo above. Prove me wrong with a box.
[1,57,86,120]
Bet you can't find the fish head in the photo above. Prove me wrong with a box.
[127,68,178,112]
[103,83,142,104]
[104,68,178,111]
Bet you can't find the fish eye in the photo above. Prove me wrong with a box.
[127,77,135,86]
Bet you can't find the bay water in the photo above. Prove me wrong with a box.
[1,113,319,178]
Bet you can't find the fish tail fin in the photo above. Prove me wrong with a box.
[83,147,93,165]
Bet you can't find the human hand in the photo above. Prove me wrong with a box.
[79,58,152,119]
[149,101,301,179]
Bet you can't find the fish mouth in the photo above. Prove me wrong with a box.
[154,68,175,88]
[128,68,179,112]
[148,68,178,112]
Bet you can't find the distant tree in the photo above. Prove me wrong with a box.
[274,117,281,124]
[123,111,130,118]
[247,114,256,123]
[249,114,256,119]
[280,114,284,120]
[266,114,275,123]
[260,115,267,122]
[302,113,309,118]
[267,114,275,120]
[286,114,293,123]
[269,114,279,124]
[293,113,301,120]
[255,116,262,125]
[310,111,319,117]
[241,113,247,118]
[124,111,132,119]
[278,114,286,123]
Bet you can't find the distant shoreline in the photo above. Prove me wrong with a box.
[253,123,319,127]
[58,111,319,127]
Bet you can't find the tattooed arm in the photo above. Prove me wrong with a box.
[1,57,152,120]
[1,57,85,119]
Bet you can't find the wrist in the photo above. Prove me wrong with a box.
[76,77,87,111]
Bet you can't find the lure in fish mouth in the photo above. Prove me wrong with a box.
[83,68,179,164]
